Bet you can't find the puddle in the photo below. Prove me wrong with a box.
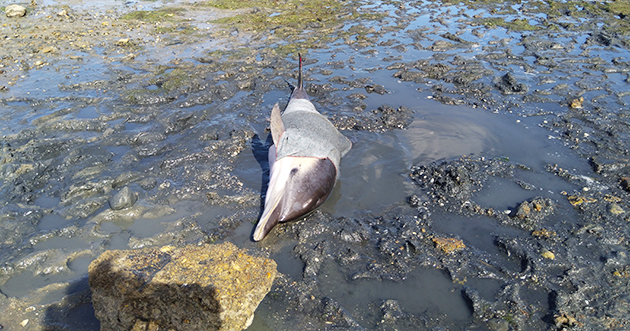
[432,213,527,256]
[319,262,471,328]
[270,243,303,281]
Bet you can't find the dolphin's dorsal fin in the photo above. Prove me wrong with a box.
[298,53,303,90]
[290,53,309,100]
[270,103,284,146]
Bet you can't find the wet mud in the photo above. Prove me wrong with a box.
[1,0,630,330]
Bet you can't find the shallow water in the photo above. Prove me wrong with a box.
[1,0,630,329]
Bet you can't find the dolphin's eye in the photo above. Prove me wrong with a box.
[290,168,298,176]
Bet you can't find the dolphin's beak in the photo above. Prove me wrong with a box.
[253,155,336,241]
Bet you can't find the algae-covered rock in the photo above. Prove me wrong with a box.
[89,242,277,331]
[432,237,465,254]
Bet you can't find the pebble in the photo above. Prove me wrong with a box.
[541,250,555,260]
[108,186,138,210]
[432,237,465,254]
[5,5,26,18]
[608,203,624,215]
[116,38,130,46]
[570,96,584,109]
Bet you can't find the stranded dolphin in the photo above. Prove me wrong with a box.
[253,54,352,241]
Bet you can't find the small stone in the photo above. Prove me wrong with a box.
[495,72,528,95]
[567,195,597,206]
[365,84,388,95]
[515,201,531,218]
[139,177,158,190]
[608,203,624,215]
[5,4,27,18]
[89,242,277,331]
[604,194,622,203]
[555,312,577,328]
[19,319,29,327]
[42,46,55,53]
[613,266,630,278]
[432,237,465,254]
[532,229,556,238]
[116,38,130,46]
[108,186,138,210]
[621,177,630,192]
[570,96,584,109]
[487,318,510,331]
[541,250,555,260]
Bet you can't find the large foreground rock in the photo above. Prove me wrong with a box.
[89,242,277,331]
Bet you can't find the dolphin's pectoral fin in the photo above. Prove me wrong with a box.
[253,157,336,241]
[270,103,284,146]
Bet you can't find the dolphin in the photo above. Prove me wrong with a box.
[253,54,352,241]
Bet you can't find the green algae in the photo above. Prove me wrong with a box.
[479,17,542,31]
[161,68,190,91]
[205,0,362,38]
[434,0,630,36]
[155,24,197,35]
[120,7,186,22]
[606,0,630,16]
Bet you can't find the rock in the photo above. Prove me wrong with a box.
[429,40,455,52]
[532,228,556,238]
[486,318,510,331]
[376,105,413,130]
[495,72,528,95]
[90,202,175,226]
[432,237,465,254]
[512,197,554,229]
[621,177,630,192]
[570,96,584,109]
[554,312,577,329]
[89,242,277,331]
[109,186,138,210]
[321,297,363,329]
[112,171,144,189]
[608,203,624,215]
[365,84,387,95]
[567,195,597,206]
[139,177,158,190]
[116,38,131,46]
[515,201,531,217]
[5,4,26,17]
[589,157,629,175]
[541,249,555,260]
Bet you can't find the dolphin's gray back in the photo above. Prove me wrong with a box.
[276,99,351,171]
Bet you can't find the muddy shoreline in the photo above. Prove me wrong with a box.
[1,0,630,330]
